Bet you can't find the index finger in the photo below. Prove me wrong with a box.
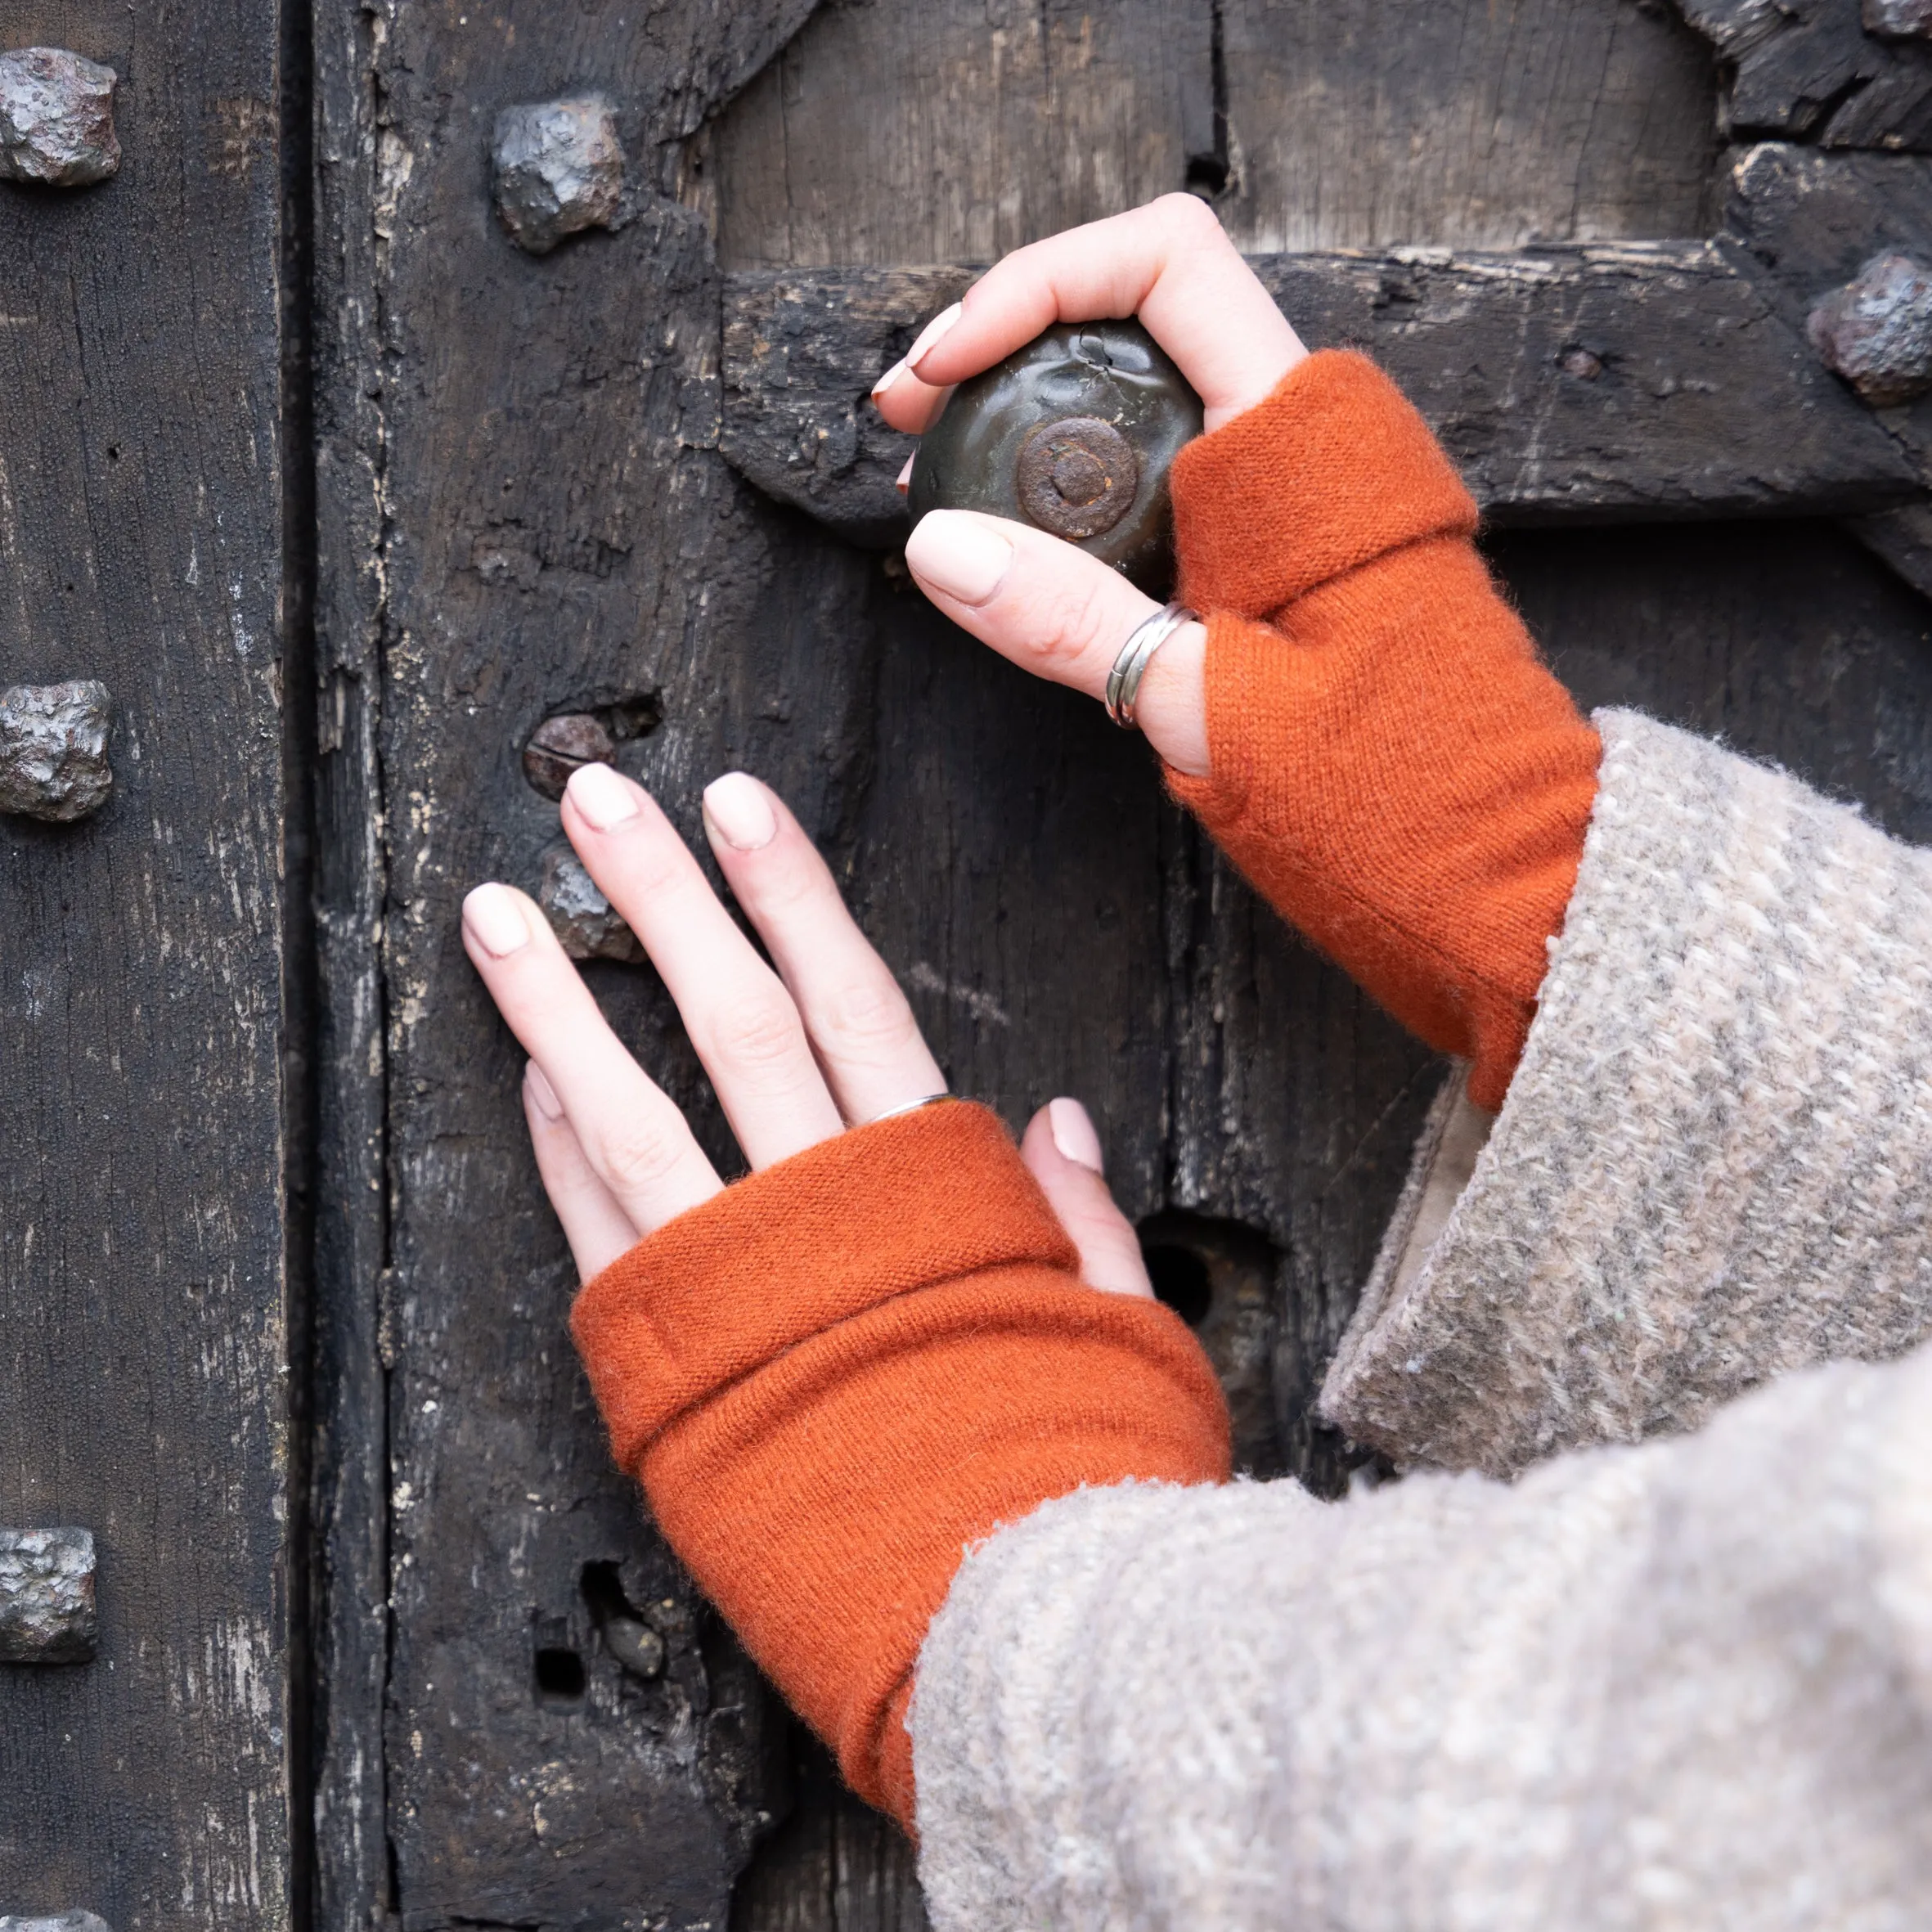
[876,195,1306,435]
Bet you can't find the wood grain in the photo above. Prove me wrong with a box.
[0,0,288,1923]
[314,1,832,1925]
[697,0,1213,271]
[1220,0,1720,251]
[700,0,1719,267]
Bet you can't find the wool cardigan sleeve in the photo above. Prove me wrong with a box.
[910,711,1932,1929]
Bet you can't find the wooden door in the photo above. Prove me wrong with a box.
[9,0,1928,1926]
[0,2,291,1925]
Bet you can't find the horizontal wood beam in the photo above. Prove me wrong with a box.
[721,242,1921,550]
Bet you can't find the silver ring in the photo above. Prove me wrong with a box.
[863,1092,955,1126]
[1104,601,1197,731]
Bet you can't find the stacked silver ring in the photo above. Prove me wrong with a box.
[1104,600,1199,730]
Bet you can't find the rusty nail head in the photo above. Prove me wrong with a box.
[523,712,616,800]
[1807,252,1932,407]
[492,95,624,255]
[602,1615,666,1681]
[1560,346,1604,380]
[1015,416,1139,540]
[0,681,113,822]
[0,48,119,188]
[0,1526,97,1664]
[538,843,644,963]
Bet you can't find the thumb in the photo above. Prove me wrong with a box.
[1020,1099,1154,1298]
[904,509,1210,778]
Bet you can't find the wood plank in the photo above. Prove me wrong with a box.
[694,0,1215,271]
[313,1,835,1925]
[1218,0,1720,250]
[0,0,289,1922]
[699,0,1723,267]
[720,243,1918,547]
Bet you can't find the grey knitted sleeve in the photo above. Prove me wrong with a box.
[910,1344,1932,1931]
[1323,707,1932,1476]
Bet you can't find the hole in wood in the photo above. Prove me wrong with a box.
[1136,1210,1283,1477]
[533,1644,586,1702]
[1143,1242,1214,1326]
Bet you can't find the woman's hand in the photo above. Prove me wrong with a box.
[874,195,1306,778]
[461,762,1154,1297]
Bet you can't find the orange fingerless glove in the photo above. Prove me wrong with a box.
[571,1101,1231,1828]
[1168,351,1602,1110]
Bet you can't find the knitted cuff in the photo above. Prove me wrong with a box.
[571,1102,1232,1826]
[1170,348,1478,619]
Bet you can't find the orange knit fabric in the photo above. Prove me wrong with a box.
[572,1101,1231,1828]
[1169,350,1602,1109]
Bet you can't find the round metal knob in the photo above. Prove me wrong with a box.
[907,321,1204,593]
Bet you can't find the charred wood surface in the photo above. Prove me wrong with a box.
[1673,0,1932,151]
[721,244,1918,547]
[0,0,289,1922]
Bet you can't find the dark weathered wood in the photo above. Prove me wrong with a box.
[720,243,1918,546]
[310,4,1932,1929]
[696,1,1214,271]
[1673,0,1932,150]
[1719,142,1932,595]
[0,0,288,1922]
[313,1,835,1925]
[1218,0,1719,251]
[699,0,1721,266]
[308,0,394,1924]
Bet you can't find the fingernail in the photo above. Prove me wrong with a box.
[905,510,1013,605]
[870,355,910,402]
[906,301,963,373]
[464,883,532,959]
[566,762,640,831]
[525,1061,564,1120]
[1049,1097,1105,1174]
[703,771,778,851]
[895,453,914,494]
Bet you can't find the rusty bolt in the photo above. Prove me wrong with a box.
[0,49,119,188]
[1015,417,1140,540]
[1808,252,1932,407]
[0,1527,97,1664]
[1559,346,1604,380]
[492,95,624,255]
[538,843,643,964]
[0,681,112,822]
[602,1615,666,1681]
[523,712,615,800]
[1865,0,1932,37]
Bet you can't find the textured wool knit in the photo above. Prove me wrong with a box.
[910,716,1932,1928]
[569,1100,1229,1826]
[1167,350,1603,1110]
[1323,708,1932,1476]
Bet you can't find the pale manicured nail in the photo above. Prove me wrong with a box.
[703,771,778,851]
[1049,1097,1105,1174]
[566,761,640,831]
[895,453,914,494]
[464,883,532,959]
[870,354,910,402]
[906,301,963,372]
[905,511,1013,605]
[524,1061,564,1120]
